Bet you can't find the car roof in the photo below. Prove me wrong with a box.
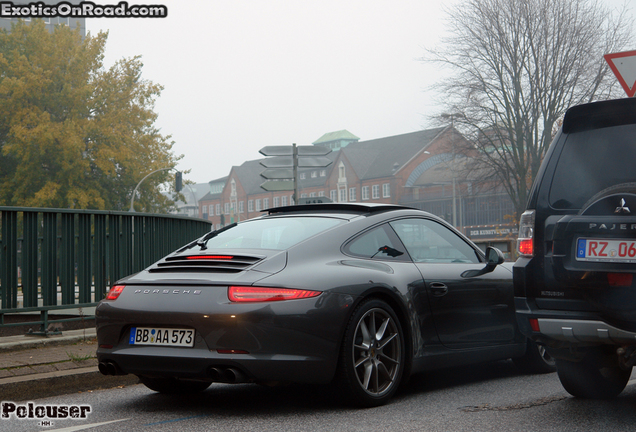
[265,203,419,216]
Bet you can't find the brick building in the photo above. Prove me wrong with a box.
[195,127,518,257]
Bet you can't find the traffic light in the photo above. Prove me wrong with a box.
[175,171,183,192]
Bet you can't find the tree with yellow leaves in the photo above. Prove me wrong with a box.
[0,20,181,211]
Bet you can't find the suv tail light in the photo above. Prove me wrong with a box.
[517,210,535,257]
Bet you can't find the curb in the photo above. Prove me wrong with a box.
[0,331,97,353]
[0,367,140,401]
[0,329,140,401]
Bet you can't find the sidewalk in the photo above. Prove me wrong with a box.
[0,328,139,401]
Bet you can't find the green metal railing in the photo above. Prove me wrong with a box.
[0,207,212,334]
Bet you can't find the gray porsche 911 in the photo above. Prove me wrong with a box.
[96,203,554,407]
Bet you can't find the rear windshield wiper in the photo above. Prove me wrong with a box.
[196,222,238,250]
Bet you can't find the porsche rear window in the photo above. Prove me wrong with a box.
[202,217,343,250]
[549,123,636,209]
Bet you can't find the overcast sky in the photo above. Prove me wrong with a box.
[85,0,633,185]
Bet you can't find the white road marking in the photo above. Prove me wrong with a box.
[46,418,131,431]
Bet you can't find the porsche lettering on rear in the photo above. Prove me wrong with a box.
[133,289,202,295]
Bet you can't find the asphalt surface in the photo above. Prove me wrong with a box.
[0,328,139,401]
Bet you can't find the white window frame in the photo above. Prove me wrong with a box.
[362,186,369,200]
[338,162,345,179]
[383,183,390,198]
[372,185,380,199]
[349,187,357,202]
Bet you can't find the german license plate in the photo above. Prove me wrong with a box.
[576,238,636,263]
[129,327,195,347]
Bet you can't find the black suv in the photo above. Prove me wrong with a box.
[514,97,636,399]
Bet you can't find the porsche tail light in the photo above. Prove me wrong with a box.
[228,286,321,302]
[517,210,535,257]
[105,285,125,300]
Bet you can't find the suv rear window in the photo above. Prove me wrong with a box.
[549,123,636,209]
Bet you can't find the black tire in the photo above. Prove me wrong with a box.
[336,298,405,407]
[556,355,632,399]
[138,376,211,394]
[512,339,557,374]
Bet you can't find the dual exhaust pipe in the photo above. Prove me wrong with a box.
[208,366,248,383]
[98,361,123,376]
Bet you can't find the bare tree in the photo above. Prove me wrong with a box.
[425,0,634,218]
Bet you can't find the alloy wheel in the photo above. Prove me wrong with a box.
[351,307,402,397]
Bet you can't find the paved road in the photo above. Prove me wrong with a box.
[2,360,636,431]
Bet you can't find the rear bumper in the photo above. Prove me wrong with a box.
[515,297,636,347]
[97,345,331,384]
[532,318,636,345]
[95,289,353,385]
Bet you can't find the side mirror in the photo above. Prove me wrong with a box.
[486,246,505,266]
[461,246,505,278]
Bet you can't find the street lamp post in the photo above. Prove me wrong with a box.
[441,112,465,229]
[129,167,176,212]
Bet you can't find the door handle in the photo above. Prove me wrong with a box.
[429,282,448,297]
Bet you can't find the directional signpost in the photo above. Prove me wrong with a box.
[259,180,295,192]
[260,168,294,179]
[604,50,636,98]
[259,144,332,202]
